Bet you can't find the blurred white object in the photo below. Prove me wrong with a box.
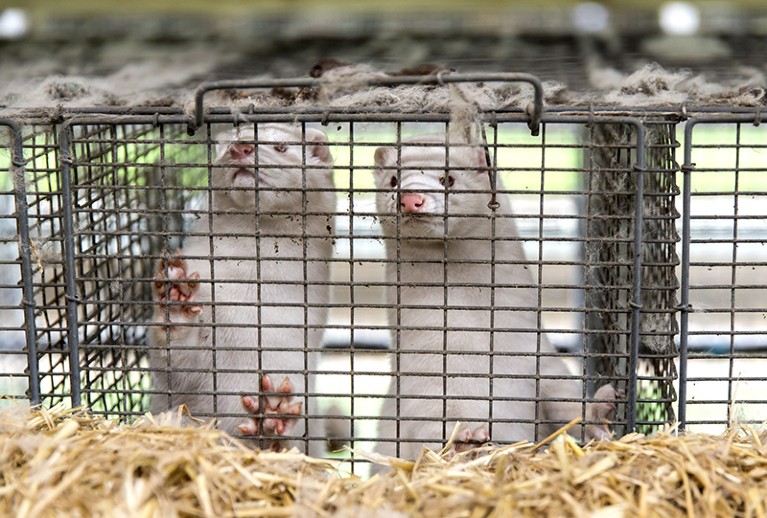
[0,8,29,40]
[660,2,701,35]
[572,2,610,33]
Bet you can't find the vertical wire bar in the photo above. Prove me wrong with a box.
[583,122,596,399]
[252,123,265,444]
[626,120,646,434]
[112,123,128,418]
[534,122,546,437]
[300,122,310,451]
[206,122,218,418]
[727,123,741,426]
[678,119,697,431]
[58,121,82,407]
[441,124,449,443]
[3,120,41,405]
[347,121,356,463]
[158,122,171,411]
[487,122,498,439]
[394,121,402,458]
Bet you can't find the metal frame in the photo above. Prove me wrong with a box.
[32,110,649,432]
[678,112,766,430]
[188,73,545,135]
[1,73,764,452]
[1,120,40,404]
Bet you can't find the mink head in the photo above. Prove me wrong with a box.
[373,136,493,240]
[212,124,334,213]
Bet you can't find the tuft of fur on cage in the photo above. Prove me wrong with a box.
[4,60,764,114]
[2,405,767,517]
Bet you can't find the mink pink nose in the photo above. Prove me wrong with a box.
[400,193,425,213]
[228,143,255,160]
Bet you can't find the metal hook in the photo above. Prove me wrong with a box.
[480,123,500,211]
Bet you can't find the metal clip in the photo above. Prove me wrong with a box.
[481,122,500,211]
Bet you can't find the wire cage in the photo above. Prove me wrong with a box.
[678,115,767,433]
[1,74,765,468]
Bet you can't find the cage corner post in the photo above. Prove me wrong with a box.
[57,120,82,408]
[2,119,41,406]
[580,115,680,436]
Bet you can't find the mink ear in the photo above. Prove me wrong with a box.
[306,128,333,164]
[373,146,396,184]
[374,146,395,168]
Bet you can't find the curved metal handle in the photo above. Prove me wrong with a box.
[188,72,544,136]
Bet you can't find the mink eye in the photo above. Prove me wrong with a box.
[439,175,455,187]
[274,143,288,153]
[390,175,398,188]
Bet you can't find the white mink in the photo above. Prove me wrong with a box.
[372,135,616,461]
[149,123,336,454]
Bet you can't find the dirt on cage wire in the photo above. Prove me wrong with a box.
[1,404,766,517]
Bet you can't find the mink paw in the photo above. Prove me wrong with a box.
[451,426,490,454]
[585,384,624,441]
[238,375,303,451]
[153,257,202,327]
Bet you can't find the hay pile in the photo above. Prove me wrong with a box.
[1,405,766,517]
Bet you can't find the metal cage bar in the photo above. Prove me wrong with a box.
[57,121,83,406]
[10,97,750,462]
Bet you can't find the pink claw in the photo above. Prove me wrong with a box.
[237,419,259,436]
[242,394,259,413]
[238,395,261,434]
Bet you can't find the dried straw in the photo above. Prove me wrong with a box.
[1,404,766,518]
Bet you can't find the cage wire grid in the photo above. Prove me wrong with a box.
[679,115,767,432]
[0,79,765,462]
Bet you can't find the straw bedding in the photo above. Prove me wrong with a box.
[1,405,766,518]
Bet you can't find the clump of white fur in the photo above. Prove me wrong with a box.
[591,63,766,107]
[1,47,227,110]
[4,58,764,112]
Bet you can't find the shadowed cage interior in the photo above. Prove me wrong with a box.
[1,108,765,469]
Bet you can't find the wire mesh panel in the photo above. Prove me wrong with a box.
[680,117,767,434]
[583,120,679,436]
[637,121,680,434]
[0,122,28,407]
[0,121,70,409]
[365,119,634,462]
[59,121,207,418]
[26,123,71,409]
[2,105,696,472]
